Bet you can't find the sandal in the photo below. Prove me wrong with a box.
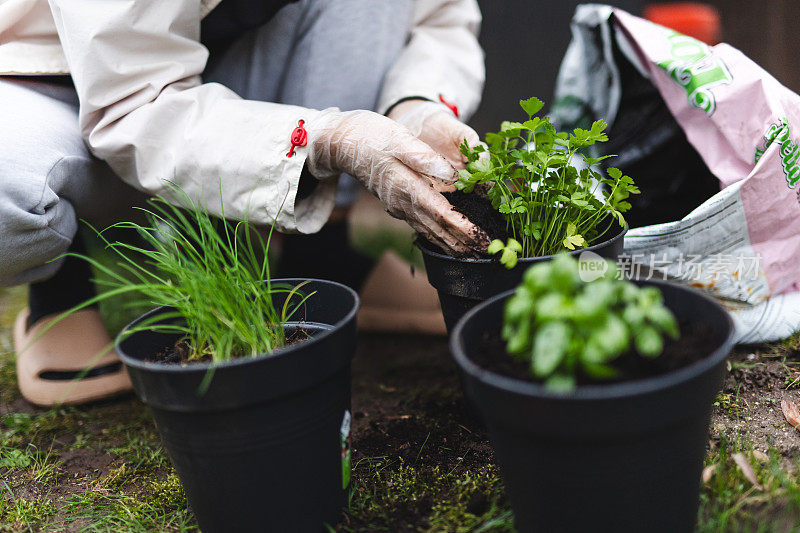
[13,308,132,406]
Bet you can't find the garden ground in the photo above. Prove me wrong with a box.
[2,195,800,532]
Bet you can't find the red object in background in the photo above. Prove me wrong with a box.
[644,3,721,45]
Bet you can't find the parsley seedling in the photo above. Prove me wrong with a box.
[457,97,639,266]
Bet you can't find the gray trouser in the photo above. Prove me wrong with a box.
[0,0,411,287]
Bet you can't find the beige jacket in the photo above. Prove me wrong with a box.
[0,0,484,232]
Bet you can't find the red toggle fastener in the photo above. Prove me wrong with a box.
[439,94,459,118]
[287,119,307,158]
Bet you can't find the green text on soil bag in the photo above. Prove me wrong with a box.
[340,410,351,490]
[656,31,732,116]
[754,117,800,187]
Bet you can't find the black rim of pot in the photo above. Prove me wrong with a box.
[115,277,359,374]
[418,218,628,263]
[450,278,736,401]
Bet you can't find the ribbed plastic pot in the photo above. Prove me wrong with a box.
[418,215,627,333]
[450,280,735,533]
[116,279,359,533]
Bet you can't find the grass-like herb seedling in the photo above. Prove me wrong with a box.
[457,97,639,267]
[502,254,679,391]
[66,184,311,370]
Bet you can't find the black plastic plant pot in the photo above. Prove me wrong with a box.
[116,279,359,533]
[450,280,735,533]
[418,215,627,333]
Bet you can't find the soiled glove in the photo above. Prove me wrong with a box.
[306,108,489,255]
[389,100,481,170]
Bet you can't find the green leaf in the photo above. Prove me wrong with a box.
[522,117,543,131]
[582,362,619,380]
[563,234,586,250]
[520,96,544,116]
[589,313,629,358]
[506,238,523,253]
[523,262,552,290]
[0,449,31,468]
[485,132,505,147]
[534,293,571,321]
[505,317,531,354]
[505,290,534,323]
[487,239,505,255]
[470,158,493,173]
[647,305,680,338]
[582,154,616,166]
[622,305,646,329]
[499,198,526,214]
[531,321,570,377]
[547,255,580,293]
[455,178,474,193]
[500,247,519,269]
[544,374,576,393]
[501,121,525,132]
[590,119,608,136]
[572,294,605,321]
[485,183,504,207]
[635,326,664,357]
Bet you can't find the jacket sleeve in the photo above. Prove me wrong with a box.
[377,0,485,120]
[46,0,336,233]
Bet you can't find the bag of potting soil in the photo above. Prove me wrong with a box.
[551,4,800,344]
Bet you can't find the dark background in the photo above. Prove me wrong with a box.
[469,0,800,134]
[468,0,645,134]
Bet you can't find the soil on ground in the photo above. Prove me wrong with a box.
[343,333,502,531]
[712,343,800,460]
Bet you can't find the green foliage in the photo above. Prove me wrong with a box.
[63,183,312,366]
[502,255,679,391]
[487,238,522,268]
[457,97,638,261]
[0,447,31,468]
[346,458,510,532]
[0,494,56,530]
[698,435,800,532]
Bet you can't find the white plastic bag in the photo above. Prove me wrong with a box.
[553,4,800,343]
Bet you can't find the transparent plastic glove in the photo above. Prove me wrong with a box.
[306,108,489,255]
[389,100,481,169]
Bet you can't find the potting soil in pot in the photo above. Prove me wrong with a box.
[472,318,719,386]
[146,325,319,365]
[442,190,508,244]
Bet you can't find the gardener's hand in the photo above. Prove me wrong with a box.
[388,100,481,170]
[306,109,489,255]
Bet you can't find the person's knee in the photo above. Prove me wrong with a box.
[0,179,75,287]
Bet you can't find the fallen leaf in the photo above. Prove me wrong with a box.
[752,450,770,463]
[702,464,717,485]
[781,399,800,432]
[732,453,762,490]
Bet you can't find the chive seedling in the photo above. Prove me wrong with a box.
[456,97,639,268]
[66,183,311,367]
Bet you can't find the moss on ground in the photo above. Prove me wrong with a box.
[343,460,511,532]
